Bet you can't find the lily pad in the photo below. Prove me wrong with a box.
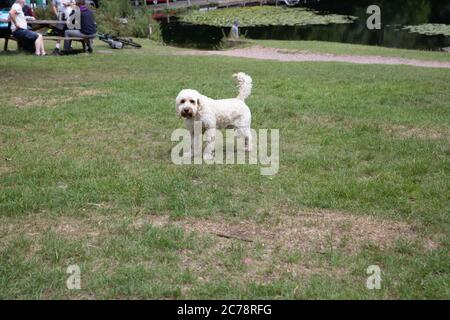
[179,6,357,27]
[402,24,450,36]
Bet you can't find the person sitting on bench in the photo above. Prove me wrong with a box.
[64,0,96,53]
[51,0,75,54]
[9,0,46,56]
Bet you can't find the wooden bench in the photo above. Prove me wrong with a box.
[3,35,30,51]
[43,36,95,52]
[3,35,95,52]
[1,35,9,50]
[3,35,18,51]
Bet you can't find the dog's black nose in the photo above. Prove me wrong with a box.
[182,108,193,118]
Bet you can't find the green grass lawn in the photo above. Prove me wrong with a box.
[0,39,449,299]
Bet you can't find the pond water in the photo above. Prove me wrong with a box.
[159,0,450,50]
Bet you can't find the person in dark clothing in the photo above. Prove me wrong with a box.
[64,0,96,53]
[22,4,35,18]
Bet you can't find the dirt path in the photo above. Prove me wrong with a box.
[180,45,450,69]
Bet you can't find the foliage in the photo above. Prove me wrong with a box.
[98,0,134,18]
[96,10,150,38]
[403,24,450,36]
[96,0,161,40]
[179,6,357,27]
[33,5,55,20]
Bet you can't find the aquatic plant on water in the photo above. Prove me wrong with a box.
[179,6,357,27]
[402,24,450,36]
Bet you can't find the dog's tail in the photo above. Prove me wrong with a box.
[233,72,252,101]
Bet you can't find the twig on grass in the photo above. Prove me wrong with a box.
[211,232,253,242]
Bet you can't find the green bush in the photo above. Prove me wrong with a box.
[96,0,162,40]
[34,5,55,20]
[99,0,134,18]
[129,11,150,38]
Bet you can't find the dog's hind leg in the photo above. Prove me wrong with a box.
[245,128,253,152]
[203,128,216,161]
[237,127,252,152]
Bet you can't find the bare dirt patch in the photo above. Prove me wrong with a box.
[0,166,13,176]
[76,88,111,98]
[9,96,52,108]
[133,210,433,283]
[0,213,105,249]
[180,211,419,254]
[386,124,450,140]
[6,88,111,108]
[0,209,437,286]
[179,45,450,69]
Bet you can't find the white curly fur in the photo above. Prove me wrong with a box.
[175,72,253,160]
[234,72,253,101]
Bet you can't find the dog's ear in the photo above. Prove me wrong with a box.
[175,100,182,118]
[197,95,206,111]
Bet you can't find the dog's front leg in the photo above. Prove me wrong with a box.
[192,127,203,158]
[186,129,202,158]
[203,127,216,161]
[182,129,194,158]
[184,120,202,158]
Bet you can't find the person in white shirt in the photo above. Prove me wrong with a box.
[9,0,45,55]
[51,0,74,53]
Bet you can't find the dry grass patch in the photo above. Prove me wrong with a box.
[5,88,111,109]
[77,88,110,97]
[132,210,433,284]
[300,114,449,141]
[9,96,53,109]
[134,210,426,254]
[0,166,13,176]
[386,124,450,140]
[0,212,107,248]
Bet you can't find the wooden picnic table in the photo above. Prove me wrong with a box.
[27,19,67,30]
[0,19,67,28]
[27,20,67,25]
[1,19,90,52]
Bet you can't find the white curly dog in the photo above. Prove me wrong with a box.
[175,72,253,160]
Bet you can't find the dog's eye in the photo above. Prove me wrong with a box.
[189,100,195,104]
[180,99,185,104]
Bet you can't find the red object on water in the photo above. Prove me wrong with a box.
[152,11,177,20]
